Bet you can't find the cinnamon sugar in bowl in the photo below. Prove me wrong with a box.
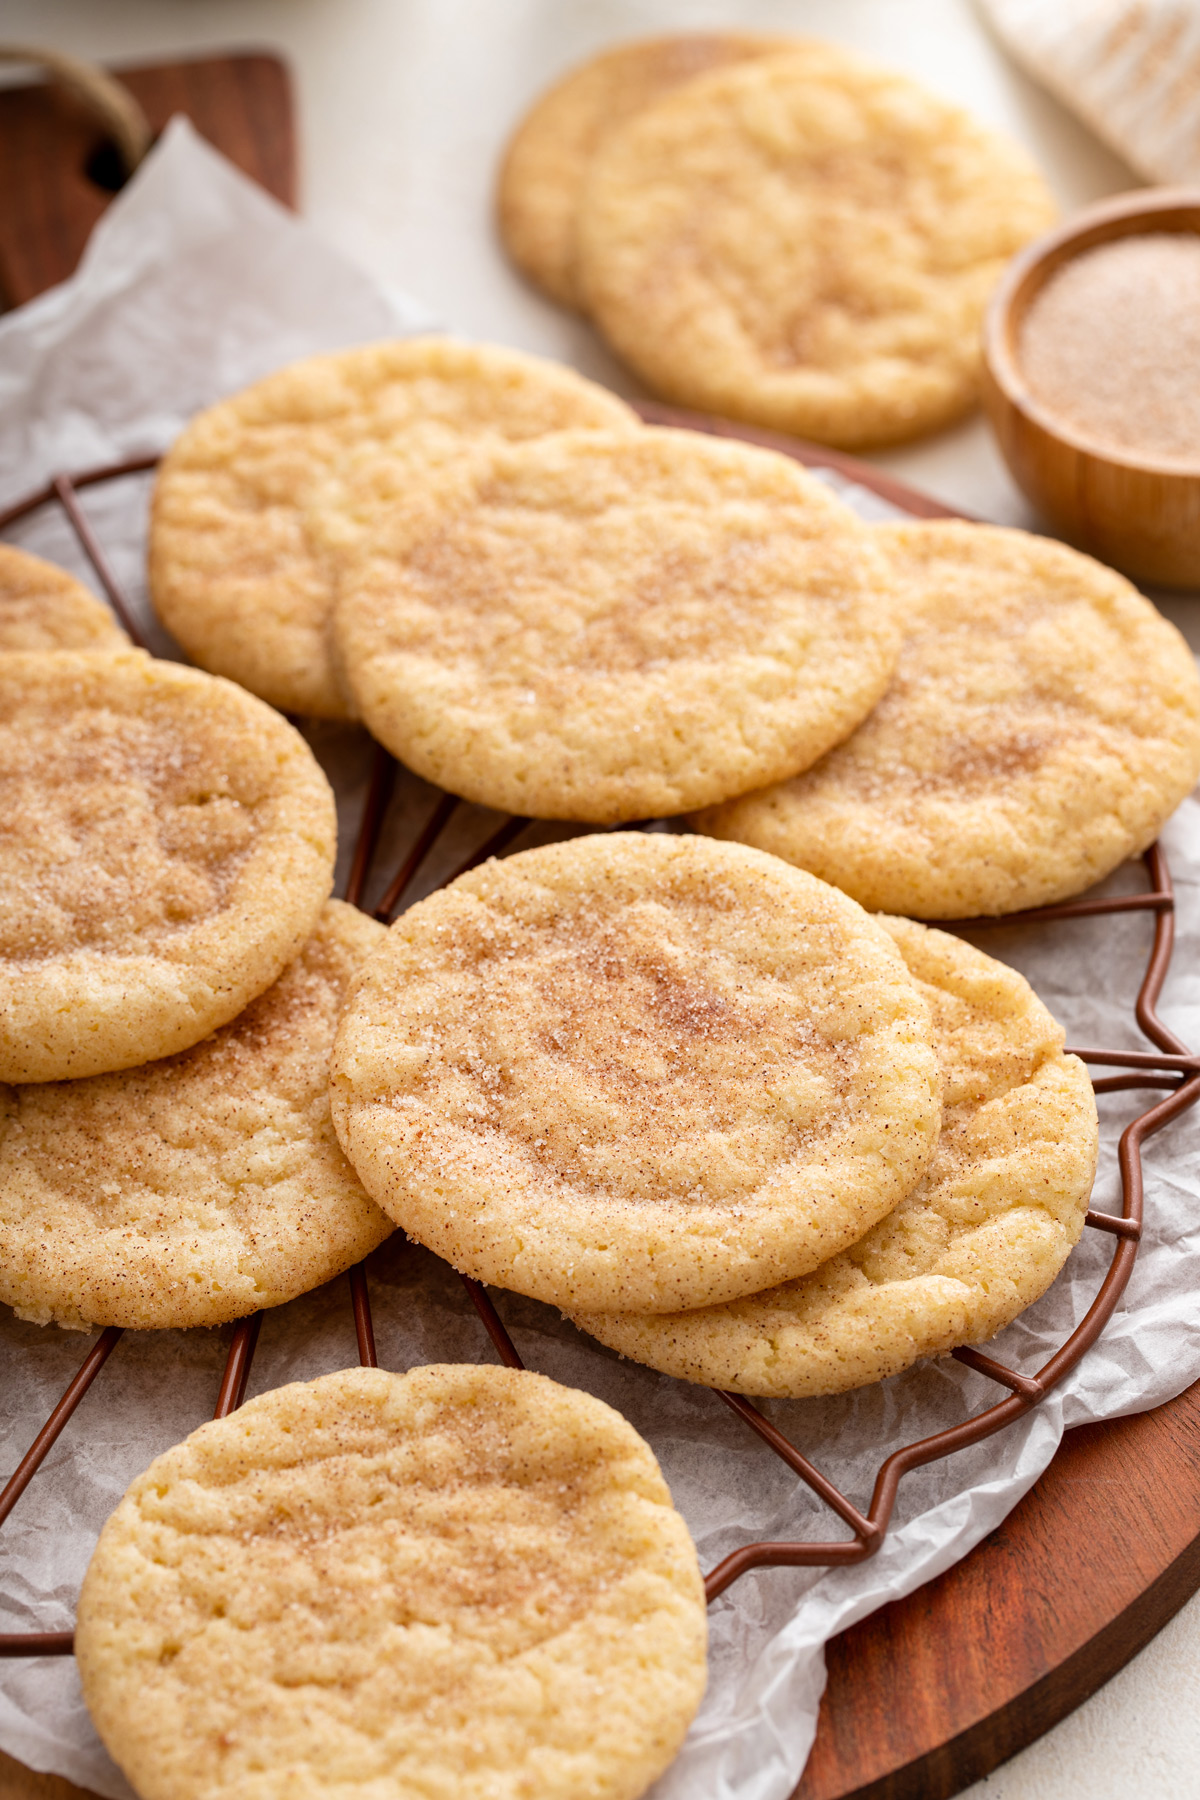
[983,189,1200,588]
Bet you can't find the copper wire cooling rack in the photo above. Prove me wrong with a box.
[0,439,1198,1666]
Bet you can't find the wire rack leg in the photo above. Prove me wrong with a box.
[52,475,146,646]
[0,1330,125,1659]
[213,1314,263,1419]
[350,1263,378,1368]
[458,1276,524,1369]
[0,1328,123,1530]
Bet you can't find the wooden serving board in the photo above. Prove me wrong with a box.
[0,1749,92,1800]
[0,51,294,307]
[3,62,1199,1800]
[799,1374,1200,1799]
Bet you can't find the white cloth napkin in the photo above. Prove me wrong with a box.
[0,118,1198,1800]
[978,0,1200,184]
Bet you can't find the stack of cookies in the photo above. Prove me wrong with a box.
[328,830,1101,1397]
[0,567,394,1333]
[139,341,1178,1406]
[13,331,1200,1364]
[498,34,1058,448]
[9,355,1200,1800]
[145,335,1200,911]
[3,550,714,1800]
[146,334,917,823]
[149,337,640,720]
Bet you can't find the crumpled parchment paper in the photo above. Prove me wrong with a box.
[1,119,1198,1800]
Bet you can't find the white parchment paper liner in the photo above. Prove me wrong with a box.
[1,121,1198,1800]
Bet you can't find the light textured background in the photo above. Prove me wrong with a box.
[1,2,1198,1795]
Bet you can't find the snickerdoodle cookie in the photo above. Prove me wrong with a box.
[330,833,941,1315]
[574,916,1098,1396]
[697,521,1200,918]
[149,337,638,719]
[498,32,792,308]
[0,544,128,651]
[0,902,392,1330]
[77,1364,708,1800]
[332,427,901,822]
[576,47,1056,448]
[0,650,335,1083]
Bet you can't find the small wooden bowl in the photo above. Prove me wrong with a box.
[982,188,1200,588]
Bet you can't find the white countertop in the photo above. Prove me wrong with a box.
[3,1,1200,1794]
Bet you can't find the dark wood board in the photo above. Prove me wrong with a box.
[0,1748,93,1799]
[798,1375,1200,1799]
[0,52,294,309]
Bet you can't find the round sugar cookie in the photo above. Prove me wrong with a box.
[76,1363,708,1800]
[0,902,392,1331]
[333,427,901,822]
[498,32,794,308]
[573,916,1098,1396]
[577,49,1057,449]
[330,833,941,1315]
[0,544,128,651]
[696,521,1200,918]
[0,649,336,1083]
[149,337,638,719]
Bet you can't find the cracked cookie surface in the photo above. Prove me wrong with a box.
[0,902,390,1330]
[577,47,1056,448]
[150,337,637,718]
[333,427,900,822]
[0,650,335,1082]
[77,1363,707,1800]
[0,544,128,651]
[574,917,1098,1395]
[330,832,941,1314]
[498,31,793,308]
[697,521,1200,917]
